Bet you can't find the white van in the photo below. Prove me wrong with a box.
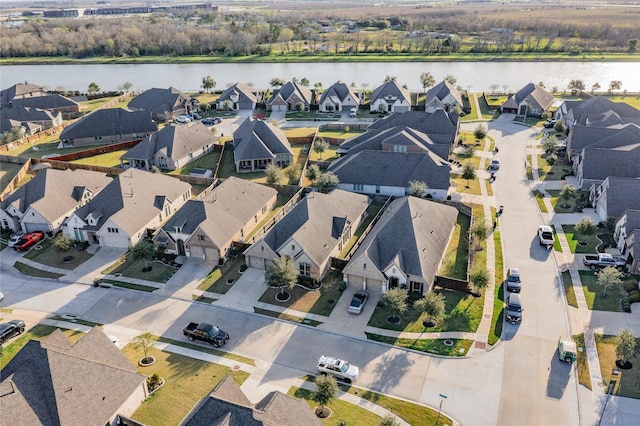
[489,158,500,170]
[349,108,357,118]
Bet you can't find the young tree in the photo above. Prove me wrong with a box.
[88,82,100,95]
[53,234,72,251]
[300,77,310,87]
[270,77,285,89]
[381,288,408,321]
[554,120,566,134]
[133,332,155,363]
[408,180,428,198]
[201,75,216,93]
[542,135,558,154]
[265,164,283,185]
[558,184,577,208]
[568,79,585,95]
[380,415,400,426]
[597,266,623,297]
[383,75,397,82]
[419,71,435,93]
[285,164,302,183]
[473,124,487,141]
[608,80,622,93]
[470,219,488,250]
[414,291,446,322]
[462,144,475,159]
[265,255,298,296]
[315,171,339,190]
[313,138,329,159]
[121,81,133,92]
[591,82,601,94]
[489,84,499,95]
[462,163,476,188]
[574,217,596,235]
[444,74,457,85]
[305,164,320,181]
[469,265,489,293]
[616,328,638,366]
[312,374,338,417]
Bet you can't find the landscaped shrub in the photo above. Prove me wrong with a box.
[628,290,640,303]
[622,299,631,312]
[623,282,638,293]
[339,281,347,291]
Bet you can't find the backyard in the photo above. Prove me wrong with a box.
[438,213,471,280]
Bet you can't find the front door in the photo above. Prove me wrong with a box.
[388,276,399,290]
[177,239,186,256]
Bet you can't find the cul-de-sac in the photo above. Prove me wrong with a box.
[1,3,640,426]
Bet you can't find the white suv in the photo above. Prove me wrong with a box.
[538,225,554,247]
[317,355,359,383]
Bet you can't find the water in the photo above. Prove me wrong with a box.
[1,61,639,93]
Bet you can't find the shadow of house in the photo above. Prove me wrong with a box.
[0,327,148,426]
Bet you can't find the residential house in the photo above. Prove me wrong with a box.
[0,327,148,426]
[425,80,463,113]
[59,108,158,147]
[233,117,294,173]
[0,106,62,135]
[589,176,640,221]
[63,168,191,248]
[0,168,112,234]
[328,150,450,199]
[317,80,360,112]
[367,110,460,155]
[244,189,370,279]
[128,87,195,121]
[1,83,49,105]
[1,82,79,115]
[153,177,277,261]
[565,123,640,160]
[614,209,640,274]
[342,196,458,295]
[501,83,554,116]
[120,123,218,171]
[216,83,258,111]
[336,125,452,160]
[180,374,321,426]
[555,96,640,129]
[370,80,412,113]
[266,81,313,112]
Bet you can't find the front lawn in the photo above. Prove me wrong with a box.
[13,261,64,279]
[594,334,640,399]
[125,344,249,426]
[578,270,629,312]
[562,270,579,308]
[532,190,548,213]
[102,252,178,283]
[537,153,571,181]
[488,228,504,346]
[258,270,345,317]
[197,255,246,295]
[24,238,93,270]
[366,334,473,356]
[546,189,590,213]
[561,225,602,254]
[573,333,592,390]
[438,213,471,280]
[288,387,383,425]
[451,176,482,196]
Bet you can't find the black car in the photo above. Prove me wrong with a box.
[543,121,557,129]
[0,319,26,344]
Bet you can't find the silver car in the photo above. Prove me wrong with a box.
[317,355,359,383]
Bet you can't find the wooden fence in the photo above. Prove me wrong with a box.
[0,156,31,201]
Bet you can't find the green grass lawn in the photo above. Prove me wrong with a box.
[488,228,504,346]
[102,252,178,283]
[477,94,495,120]
[607,95,640,110]
[13,261,64,279]
[546,189,589,214]
[317,130,365,140]
[169,150,221,175]
[561,225,602,254]
[23,238,93,270]
[562,270,579,308]
[578,270,629,312]
[288,387,383,425]
[366,334,473,356]
[537,154,572,181]
[573,333,592,390]
[309,144,339,161]
[71,150,127,167]
[532,190,548,213]
[451,176,482,196]
[0,160,24,191]
[197,255,246,295]
[595,334,640,399]
[258,270,345,317]
[438,213,471,280]
[125,343,249,426]
[460,94,479,121]
[283,127,316,138]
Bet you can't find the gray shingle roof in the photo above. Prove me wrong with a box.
[568,122,640,154]
[233,117,292,162]
[0,327,146,426]
[60,108,158,140]
[621,209,640,236]
[1,83,47,106]
[128,87,191,115]
[1,168,112,222]
[599,176,640,218]
[0,106,61,133]
[367,110,459,145]
[122,123,217,162]
[12,94,78,110]
[73,168,191,236]
[512,83,554,111]
[318,80,360,105]
[566,96,640,126]
[345,197,458,284]
[218,83,258,104]
[161,177,277,246]
[266,81,312,107]
[425,80,463,106]
[329,150,450,190]
[257,189,369,266]
[371,80,411,105]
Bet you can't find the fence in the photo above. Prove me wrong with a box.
[0,125,64,153]
[47,139,141,162]
[318,123,369,132]
[0,156,31,202]
[241,186,305,244]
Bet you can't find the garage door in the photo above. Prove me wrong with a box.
[247,255,266,270]
[395,105,410,113]
[273,104,287,112]
[100,233,129,248]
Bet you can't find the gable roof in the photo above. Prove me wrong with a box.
[256,189,369,266]
[60,108,157,141]
[122,123,217,161]
[72,168,191,235]
[1,83,48,106]
[1,168,112,220]
[345,197,458,284]
[568,122,640,154]
[367,110,459,145]
[318,80,360,105]
[161,177,277,246]
[180,374,320,426]
[233,117,293,162]
[566,96,640,126]
[597,176,640,218]
[371,80,411,105]
[581,144,640,181]
[11,94,78,110]
[0,327,146,426]
[128,87,191,114]
[620,209,640,235]
[266,81,312,106]
[511,83,554,111]
[218,83,258,104]
[425,80,463,106]
[0,106,61,133]
[329,150,450,190]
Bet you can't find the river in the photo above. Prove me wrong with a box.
[1,62,639,93]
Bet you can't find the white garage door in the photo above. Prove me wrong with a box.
[273,104,287,112]
[100,233,129,248]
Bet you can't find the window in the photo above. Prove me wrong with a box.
[375,185,381,194]
[291,244,295,251]
[198,234,205,241]
[107,227,119,233]
[299,263,311,276]
[393,145,407,153]
[353,183,364,191]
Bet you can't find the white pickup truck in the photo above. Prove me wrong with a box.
[583,253,626,271]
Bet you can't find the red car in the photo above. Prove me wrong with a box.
[13,231,44,251]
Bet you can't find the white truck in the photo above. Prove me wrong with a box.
[583,253,626,271]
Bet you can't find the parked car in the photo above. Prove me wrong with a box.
[191,112,202,120]
[183,322,229,347]
[537,225,554,247]
[13,231,44,251]
[506,293,523,324]
[506,267,521,293]
[7,232,25,248]
[348,290,369,314]
[489,158,500,170]
[543,120,557,129]
[349,108,357,118]
[0,319,26,344]
[213,117,222,124]
[202,117,214,125]
[317,355,359,383]
[558,338,577,363]
[175,115,191,124]
[583,253,626,271]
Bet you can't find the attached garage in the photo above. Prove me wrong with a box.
[271,103,287,112]
[394,105,410,113]
[189,245,219,261]
[100,233,130,249]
